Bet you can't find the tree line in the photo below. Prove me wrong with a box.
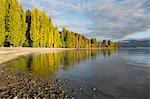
[0,0,118,48]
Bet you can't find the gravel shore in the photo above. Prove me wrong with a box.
[0,66,75,98]
[0,47,115,98]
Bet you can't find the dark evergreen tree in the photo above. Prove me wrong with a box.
[25,10,32,47]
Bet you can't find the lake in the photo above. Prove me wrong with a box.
[0,48,149,98]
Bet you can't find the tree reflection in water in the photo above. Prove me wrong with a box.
[5,49,117,77]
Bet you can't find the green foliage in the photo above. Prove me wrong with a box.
[48,18,54,47]
[5,0,11,34]
[39,11,48,47]
[9,0,22,47]
[53,26,62,48]
[0,0,118,48]
[19,4,27,46]
[61,28,67,48]
[91,37,97,48]
[97,41,101,48]
[66,30,73,48]
[102,40,106,47]
[107,40,118,48]
[1,0,27,47]
[0,0,6,46]
[30,8,40,47]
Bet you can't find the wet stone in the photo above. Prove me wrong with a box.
[0,66,102,98]
[93,88,96,91]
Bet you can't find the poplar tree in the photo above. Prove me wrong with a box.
[102,40,106,47]
[0,0,118,48]
[48,18,54,47]
[44,15,49,47]
[61,28,67,48]
[53,26,62,48]
[98,41,101,48]
[0,0,6,46]
[19,4,27,46]
[71,32,76,48]
[39,11,46,47]
[88,40,91,48]
[78,35,82,48]
[9,0,22,47]
[91,37,97,47]
[84,39,89,48]
[41,12,49,47]
[31,8,40,47]
[80,36,86,48]
[66,30,73,48]
[66,31,77,48]
[74,33,79,48]
[5,0,11,46]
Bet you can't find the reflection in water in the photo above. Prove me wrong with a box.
[2,48,149,98]
[5,49,117,77]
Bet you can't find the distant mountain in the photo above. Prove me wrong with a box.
[118,39,150,47]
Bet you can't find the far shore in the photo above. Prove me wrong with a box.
[0,47,117,64]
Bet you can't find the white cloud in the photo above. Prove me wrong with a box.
[19,0,150,40]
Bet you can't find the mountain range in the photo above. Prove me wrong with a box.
[118,39,150,47]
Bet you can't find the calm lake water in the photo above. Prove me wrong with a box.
[1,48,150,98]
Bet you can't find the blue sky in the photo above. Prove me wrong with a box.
[19,0,150,41]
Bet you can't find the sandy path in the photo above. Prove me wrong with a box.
[0,47,77,64]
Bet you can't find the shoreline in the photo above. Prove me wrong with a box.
[0,47,77,65]
[0,47,117,64]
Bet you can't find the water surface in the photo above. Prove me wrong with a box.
[1,48,150,98]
